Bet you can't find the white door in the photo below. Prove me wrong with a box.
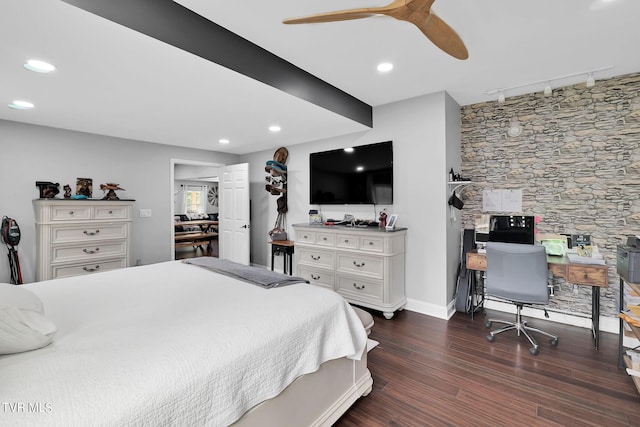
[219,163,250,264]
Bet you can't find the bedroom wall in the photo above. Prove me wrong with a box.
[0,119,240,283]
[241,92,462,318]
[459,72,640,321]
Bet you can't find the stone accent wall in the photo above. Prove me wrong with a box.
[460,73,640,318]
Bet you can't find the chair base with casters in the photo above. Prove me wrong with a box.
[485,303,559,356]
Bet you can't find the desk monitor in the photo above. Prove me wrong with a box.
[488,215,535,245]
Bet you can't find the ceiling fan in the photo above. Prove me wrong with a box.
[283,0,468,60]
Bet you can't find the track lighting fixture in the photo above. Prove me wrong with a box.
[485,66,612,102]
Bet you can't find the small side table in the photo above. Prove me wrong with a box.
[270,240,295,275]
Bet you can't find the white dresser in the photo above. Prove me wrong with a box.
[34,199,134,281]
[292,224,406,319]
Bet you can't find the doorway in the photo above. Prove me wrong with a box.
[170,159,222,261]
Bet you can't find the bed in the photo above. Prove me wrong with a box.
[0,259,372,426]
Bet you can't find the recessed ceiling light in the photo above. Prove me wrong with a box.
[269,125,281,133]
[24,59,55,73]
[356,166,364,172]
[8,100,34,110]
[377,62,394,73]
[344,147,354,153]
[218,138,230,144]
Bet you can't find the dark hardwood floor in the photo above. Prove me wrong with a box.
[336,309,640,427]
[174,239,218,260]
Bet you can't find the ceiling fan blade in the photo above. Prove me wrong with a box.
[283,9,381,25]
[412,12,468,60]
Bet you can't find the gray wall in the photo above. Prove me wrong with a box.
[460,72,640,318]
[0,119,239,283]
[243,92,462,317]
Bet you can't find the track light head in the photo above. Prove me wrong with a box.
[586,73,595,88]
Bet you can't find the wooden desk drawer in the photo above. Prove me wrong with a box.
[567,264,608,287]
[467,252,487,271]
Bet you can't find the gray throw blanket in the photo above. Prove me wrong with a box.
[183,257,309,289]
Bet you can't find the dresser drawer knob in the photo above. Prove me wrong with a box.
[69,211,74,215]
[353,283,365,290]
[311,274,320,280]
[344,239,349,243]
[353,261,365,268]
[83,230,100,236]
[311,255,321,261]
[82,265,100,272]
[369,241,374,245]
[109,210,113,214]
[83,248,100,254]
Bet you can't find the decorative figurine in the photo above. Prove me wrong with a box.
[35,181,60,199]
[63,185,72,199]
[379,209,387,229]
[100,183,125,200]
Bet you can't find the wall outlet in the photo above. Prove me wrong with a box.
[139,209,152,218]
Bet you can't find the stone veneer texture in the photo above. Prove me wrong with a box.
[460,72,640,318]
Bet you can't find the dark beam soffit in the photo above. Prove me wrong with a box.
[60,0,373,127]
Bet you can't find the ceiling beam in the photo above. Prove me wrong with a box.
[60,0,373,127]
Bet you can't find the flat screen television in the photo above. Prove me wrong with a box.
[309,141,393,205]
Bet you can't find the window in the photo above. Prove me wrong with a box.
[185,185,207,214]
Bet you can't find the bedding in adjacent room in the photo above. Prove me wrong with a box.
[0,260,367,426]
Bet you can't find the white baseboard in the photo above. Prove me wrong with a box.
[406,298,639,348]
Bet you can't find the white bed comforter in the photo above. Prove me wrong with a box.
[0,261,367,427]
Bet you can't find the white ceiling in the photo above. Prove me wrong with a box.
[2,0,639,154]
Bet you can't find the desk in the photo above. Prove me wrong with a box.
[270,240,295,275]
[467,250,608,349]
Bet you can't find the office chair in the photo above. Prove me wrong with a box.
[484,241,559,355]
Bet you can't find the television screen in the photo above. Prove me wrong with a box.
[310,141,393,205]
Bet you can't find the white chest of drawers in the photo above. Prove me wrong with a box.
[292,224,406,319]
[34,199,134,281]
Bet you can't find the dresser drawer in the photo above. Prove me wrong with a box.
[93,205,130,220]
[316,232,336,247]
[297,230,316,244]
[52,241,127,263]
[52,258,127,279]
[298,248,335,269]
[297,266,335,290]
[359,236,384,253]
[50,206,91,221]
[337,275,383,300]
[337,253,384,279]
[51,223,128,243]
[337,234,358,250]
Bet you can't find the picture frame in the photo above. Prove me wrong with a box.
[386,214,398,231]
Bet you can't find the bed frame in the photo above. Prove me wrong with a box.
[234,349,372,426]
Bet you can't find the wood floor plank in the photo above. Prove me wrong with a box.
[335,309,640,426]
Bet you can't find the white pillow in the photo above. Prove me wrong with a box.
[0,283,57,355]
